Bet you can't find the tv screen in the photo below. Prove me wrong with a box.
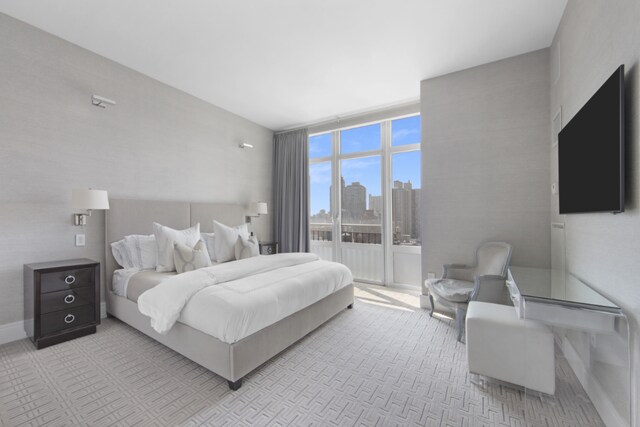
[558,65,625,214]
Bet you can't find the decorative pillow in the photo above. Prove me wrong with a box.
[173,241,212,274]
[213,221,249,262]
[200,232,217,262]
[234,235,260,260]
[153,222,201,272]
[124,234,157,270]
[111,239,135,269]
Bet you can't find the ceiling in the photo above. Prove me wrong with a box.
[0,0,566,131]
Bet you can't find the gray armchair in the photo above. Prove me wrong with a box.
[425,242,512,342]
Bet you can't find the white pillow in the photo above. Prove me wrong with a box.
[201,232,217,262]
[153,222,201,272]
[173,241,212,274]
[111,235,156,269]
[235,235,260,260]
[111,239,135,269]
[213,221,249,262]
[124,234,157,270]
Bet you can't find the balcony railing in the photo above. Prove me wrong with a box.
[310,223,382,244]
[309,223,421,286]
[310,223,420,246]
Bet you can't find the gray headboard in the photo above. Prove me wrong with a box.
[105,198,245,289]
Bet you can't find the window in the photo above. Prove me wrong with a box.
[341,156,382,244]
[309,162,332,241]
[309,133,332,159]
[391,151,421,246]
[340,123,381,154]
[308,113,421,286]
[392,116,421,146]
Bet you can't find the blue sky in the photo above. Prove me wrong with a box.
[310,116,421,215]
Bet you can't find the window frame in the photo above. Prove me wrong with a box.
[308,113,421,285]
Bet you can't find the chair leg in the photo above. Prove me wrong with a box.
[456,307,466,343]
[429,294,435,317]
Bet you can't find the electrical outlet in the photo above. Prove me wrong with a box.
[427,272,436,279]
[75,234,86,247]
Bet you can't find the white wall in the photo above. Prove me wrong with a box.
[551,1,640,422]
[0,13,274,326]
[420,49,551,280]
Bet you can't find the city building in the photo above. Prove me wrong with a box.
[342,181,366,222]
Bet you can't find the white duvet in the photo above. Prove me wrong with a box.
[137,253,352,343]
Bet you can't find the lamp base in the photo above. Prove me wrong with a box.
[73,213,88,226]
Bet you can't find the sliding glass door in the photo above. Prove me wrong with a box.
[309,114,421,286]
[339,133,384,282]
[309,133,334,262]
[389,116,422,286]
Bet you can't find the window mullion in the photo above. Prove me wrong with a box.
[390,143,421,154]
[382,120,393,286]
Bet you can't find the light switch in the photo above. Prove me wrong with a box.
[427,272,436,279]
[75,234,86,247]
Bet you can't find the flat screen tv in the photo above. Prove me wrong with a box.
[558,65,625,214]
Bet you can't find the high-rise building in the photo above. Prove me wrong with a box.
[369,194,382,218]
[343,181,366,221]
[391,181,413,242]
[392,180,419,244]
[411,189,421,242]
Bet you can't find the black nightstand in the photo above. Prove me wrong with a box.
[259,242,279,255]
[24,258,100,349]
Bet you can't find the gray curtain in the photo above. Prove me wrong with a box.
[273,129,309,253]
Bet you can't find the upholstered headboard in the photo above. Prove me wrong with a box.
[105,198,245,289]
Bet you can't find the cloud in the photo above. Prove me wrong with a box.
[310,134,332,157]
[392,128,420,142]
[310,163,331,184]
[341,158,379,171]
[310,144,330,156]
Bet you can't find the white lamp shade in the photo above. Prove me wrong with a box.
[251,202,268,215]
[72,189,110,210]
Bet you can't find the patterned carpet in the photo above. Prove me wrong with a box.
[0,285,604,427]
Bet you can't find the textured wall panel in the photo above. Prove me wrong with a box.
[551,1,640,421]
[420,49,551,282]
[0,13,273,325]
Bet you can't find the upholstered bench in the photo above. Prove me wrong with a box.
[466,301,555,395]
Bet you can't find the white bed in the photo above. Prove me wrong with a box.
[105,199,354,390]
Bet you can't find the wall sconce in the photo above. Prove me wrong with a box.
[239,142,254,149]
[246,201,268,223]
[72,189,110,226]
[92,94,116,108]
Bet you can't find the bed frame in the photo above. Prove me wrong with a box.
[105,199,354,390]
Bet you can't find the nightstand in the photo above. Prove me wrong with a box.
[259,242,279,255]
[24,258,100,349]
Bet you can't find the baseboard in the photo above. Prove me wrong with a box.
[419,294,431,309]
[562,337,627,427]
[1,303,107,346]
[0,320,27,345]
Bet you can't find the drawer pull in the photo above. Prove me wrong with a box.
[64,314,75,324]
[64,275,76,285]
[64,294,75,304]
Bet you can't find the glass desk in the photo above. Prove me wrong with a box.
[507,267,631,427]
[508,267,622,333]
